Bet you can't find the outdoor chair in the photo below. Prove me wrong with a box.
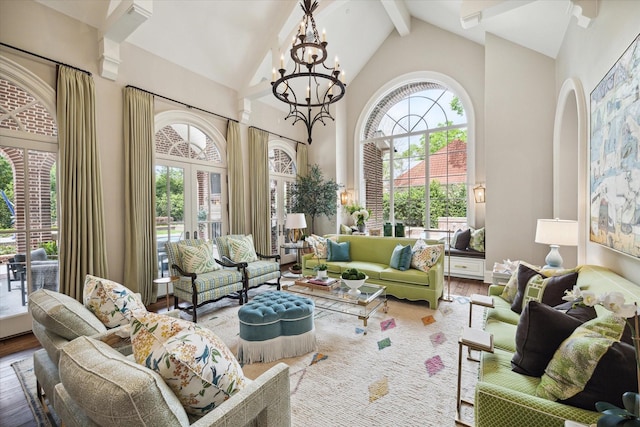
[214,234,281,302]
[164,238,246,322]
[7,248,59,305]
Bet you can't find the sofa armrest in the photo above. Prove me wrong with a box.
[192,362,291,427]
[475,381,599,427]
[488,284,505,296]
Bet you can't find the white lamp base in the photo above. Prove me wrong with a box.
[544,245,564,269]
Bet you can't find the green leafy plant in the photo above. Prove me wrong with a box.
[290,164,339,233]
[596,392,639,427]
[39,240,58,256]
[341,268,365,280]
[314,263,328,271]
[290,263,302,272]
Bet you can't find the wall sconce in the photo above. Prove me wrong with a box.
[473,185,485,203]
[340,189,349,205]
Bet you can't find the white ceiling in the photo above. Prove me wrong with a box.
[36,0,577,104]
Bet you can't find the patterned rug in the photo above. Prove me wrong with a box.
[13,285,485,426]
[199,286,485,427]
[11,358,57,427]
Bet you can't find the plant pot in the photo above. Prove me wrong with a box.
[342,276,368,296]
[357,224,365,233]
[289,267,302,275]
[317,270,328,278]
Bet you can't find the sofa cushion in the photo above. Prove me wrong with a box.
[511,301,583,377]
[228,234,258,263]
[411,240,443,273]
[327,240,350,262]
[58,336,190,427]
[389,244,412,271]
[379,267,430,286]
[536,314,627,409]
[520,272,578,312]
[453,228,471,250]
[84,275,147,328]
[469,227,485,252]
[130,312,246,416]
[178,241,220,273]
[29,289,107,340]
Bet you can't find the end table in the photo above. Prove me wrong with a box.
[153,275,179,310]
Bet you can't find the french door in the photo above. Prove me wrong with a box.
[270,177,297,264]
[156,160,227,259]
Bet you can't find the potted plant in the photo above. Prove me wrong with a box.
[314,263,328,278]
[290,164,339,233]
[289,263,302,275]
[341,268,367,295]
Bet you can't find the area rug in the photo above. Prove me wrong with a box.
[13,285,485,427]
[11,357,57,427]
[198,287,485,427]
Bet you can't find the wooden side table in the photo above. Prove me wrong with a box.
[153,276,179,310]
[456,327,494,427]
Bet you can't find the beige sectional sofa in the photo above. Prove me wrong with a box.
[475,265,640,427]
[29,288,291,427]
[302,234,444,308]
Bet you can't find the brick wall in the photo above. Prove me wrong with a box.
[362,142,383,230]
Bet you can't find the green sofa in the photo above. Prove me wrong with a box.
[301,235,444,308]
[475,264,640,426]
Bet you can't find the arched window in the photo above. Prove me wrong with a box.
[0,56,58,332]
[358,79,471,238]
[154,112,227,262]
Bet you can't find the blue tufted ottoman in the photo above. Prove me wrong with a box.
[237,291,315,364]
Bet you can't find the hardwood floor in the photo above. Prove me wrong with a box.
[0,274,487,427]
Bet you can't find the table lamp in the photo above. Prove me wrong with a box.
[286,213,307,244]
[534,218,578,269]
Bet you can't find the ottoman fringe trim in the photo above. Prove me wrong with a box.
[238,328,316,364]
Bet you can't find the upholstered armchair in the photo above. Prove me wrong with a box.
[214,234,281,302]
[164,239,246,322]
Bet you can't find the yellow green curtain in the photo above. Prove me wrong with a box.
[123,87,157,304]
[248,127,271,255]
[227,121,245,234]
[57,66,108,300]
[296,143,308,177]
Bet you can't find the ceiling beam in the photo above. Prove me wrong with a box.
[568,0,598,29]
[459,0,534,29]
[380,0,411,37]
[99,0,152,80]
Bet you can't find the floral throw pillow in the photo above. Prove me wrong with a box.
[410,240,443,273]
[130,312,246,416]
[84,275,146,328]
[228,235,258,263]
[178,242,220,274]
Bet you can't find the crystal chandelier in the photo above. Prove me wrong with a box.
[271,0,346,144]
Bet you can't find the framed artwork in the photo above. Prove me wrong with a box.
[589,34,640,258]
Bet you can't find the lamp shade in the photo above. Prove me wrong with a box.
[285,213,307,229]
[535,219,578,246]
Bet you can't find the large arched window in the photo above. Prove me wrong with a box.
[0,57,58,334]
[154,112,227,256]
[358,79,471,238]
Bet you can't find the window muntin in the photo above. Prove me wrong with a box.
[156,123,222,163]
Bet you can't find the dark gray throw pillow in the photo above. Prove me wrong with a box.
[510,263,546,314]
[561,340,637,411]
[453,228,471,250]
[511,301,583,377]
[553,300,598,323]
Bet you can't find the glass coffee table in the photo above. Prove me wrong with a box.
[282,279,387,334]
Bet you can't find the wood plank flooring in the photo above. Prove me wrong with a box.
[0,274,487,427]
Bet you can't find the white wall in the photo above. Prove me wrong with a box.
[555,0,640,280]
[0,0,306,289]
[484,34,556,269]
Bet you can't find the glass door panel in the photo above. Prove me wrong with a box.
[194,169,225,241]
[271,178,297,264]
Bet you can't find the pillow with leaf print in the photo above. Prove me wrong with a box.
[410,240,443,273]
[178,241,220,274]
[84,275,146,328]
[228,234,259,263]
[130,311,246,416]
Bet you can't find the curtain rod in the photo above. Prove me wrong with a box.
[0,42,92,76]
[126,85,237,123]
[126,85,305,146]
[248,126,305,146]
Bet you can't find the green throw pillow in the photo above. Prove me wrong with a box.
[228,235,258,263]
[327,240,350,262]
[389,244,412,271]
[179,242,221,274]
[536,314,626,404]
[469,227,485,252]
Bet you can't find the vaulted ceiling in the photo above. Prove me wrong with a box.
[36,0,596,109]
